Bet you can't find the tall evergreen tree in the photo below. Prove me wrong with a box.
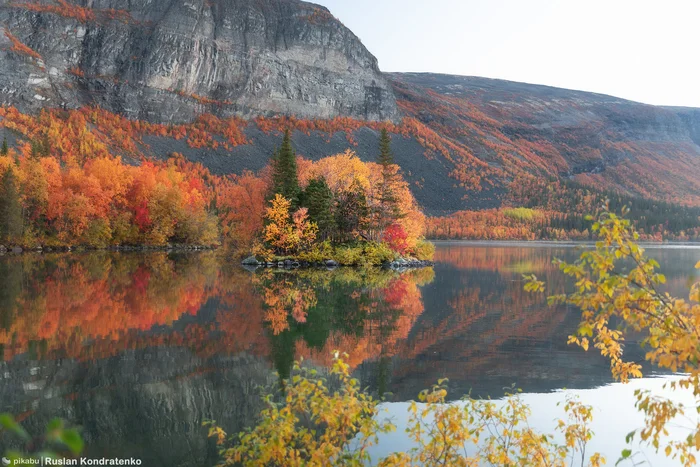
[271,129,300,209]
[1,137,8,157]
[0,168,23,244]
[378,128,394,166]
[374,128,402,238]
[302,177,335,240]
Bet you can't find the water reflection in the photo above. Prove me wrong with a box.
[0,251,435,463]
[0,244,698,465]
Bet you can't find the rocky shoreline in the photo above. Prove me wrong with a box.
[241,256,433,270]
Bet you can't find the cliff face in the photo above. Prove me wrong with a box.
[0,0,398,122]
[667,107,700,147]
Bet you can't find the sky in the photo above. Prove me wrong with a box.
[314,0,700,107]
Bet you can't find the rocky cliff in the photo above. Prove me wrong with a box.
[0,0,398,122]
[667,106,700,147]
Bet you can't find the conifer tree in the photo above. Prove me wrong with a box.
[378,128,393,167]
[1,137,8,157]
[0,168,23,244]
[374,128,402,238]
[302,177,335,240]
[271,129,300,209]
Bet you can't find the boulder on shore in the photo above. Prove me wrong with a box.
[383,257,434,270]
[241,256,260,265]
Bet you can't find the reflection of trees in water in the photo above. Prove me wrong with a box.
[0,254,435,372]
[3,246,691,465]
[361,245,682,399]
[252,268,434,380]
[0,246,670,401]
[0,252,229,360]
[0,254,435,465]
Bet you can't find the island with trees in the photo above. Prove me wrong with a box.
[242,128,434,269]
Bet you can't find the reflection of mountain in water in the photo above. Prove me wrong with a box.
[0,245,696,464]
[0,252,432,464]
[0,350,274,466]
[358,245,688,399]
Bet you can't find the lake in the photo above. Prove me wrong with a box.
[1,243,699,465]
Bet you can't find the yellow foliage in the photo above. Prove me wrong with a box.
[206,354,394,466]
[298,150,426,249]
[263,194,318,256]
[526,205,700,465]
[208,356,604,467]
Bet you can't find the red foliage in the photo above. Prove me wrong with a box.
[384,223,409,254]
[133,200,152,231]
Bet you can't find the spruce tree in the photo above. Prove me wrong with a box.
[0,168,23,244]
[1,137,8,157]
[302,177,335,240]
[375,128,402,238]
[271,129,300,209]
[378,128,393,166]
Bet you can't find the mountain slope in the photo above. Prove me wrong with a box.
[1,0,700,215]
[389,72,700,206]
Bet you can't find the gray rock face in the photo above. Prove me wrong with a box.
[0,0,398,122]
[667,107,700,147]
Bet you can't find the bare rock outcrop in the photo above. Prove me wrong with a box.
[0,0,398,122]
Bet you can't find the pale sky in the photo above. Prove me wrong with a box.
[314,0,700,107]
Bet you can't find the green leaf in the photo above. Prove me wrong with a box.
[625,430,636,443]
[59,429,84,455]
[47,418,64,432]
[578,324,593,337]
[616,448,632,466]
[0,413,30,441]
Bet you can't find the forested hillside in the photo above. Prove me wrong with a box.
[2,0,700,243]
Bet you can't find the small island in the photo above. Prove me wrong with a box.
[241,129,434,269]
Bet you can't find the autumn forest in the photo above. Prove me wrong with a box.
[1,105,699,251]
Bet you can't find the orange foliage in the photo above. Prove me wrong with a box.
[10,0,132,23]
[425,208,590,241]
[67,66,84,77]
[173,89,234,106]
[0,106,432,248]
[4,30,42,60]
[298,149,426,245]
[301,6,335,24]
[0,142,222,246]
[216,171,268,250]
[11,0,96,22]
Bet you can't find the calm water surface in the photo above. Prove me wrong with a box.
[1,243,699,465]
